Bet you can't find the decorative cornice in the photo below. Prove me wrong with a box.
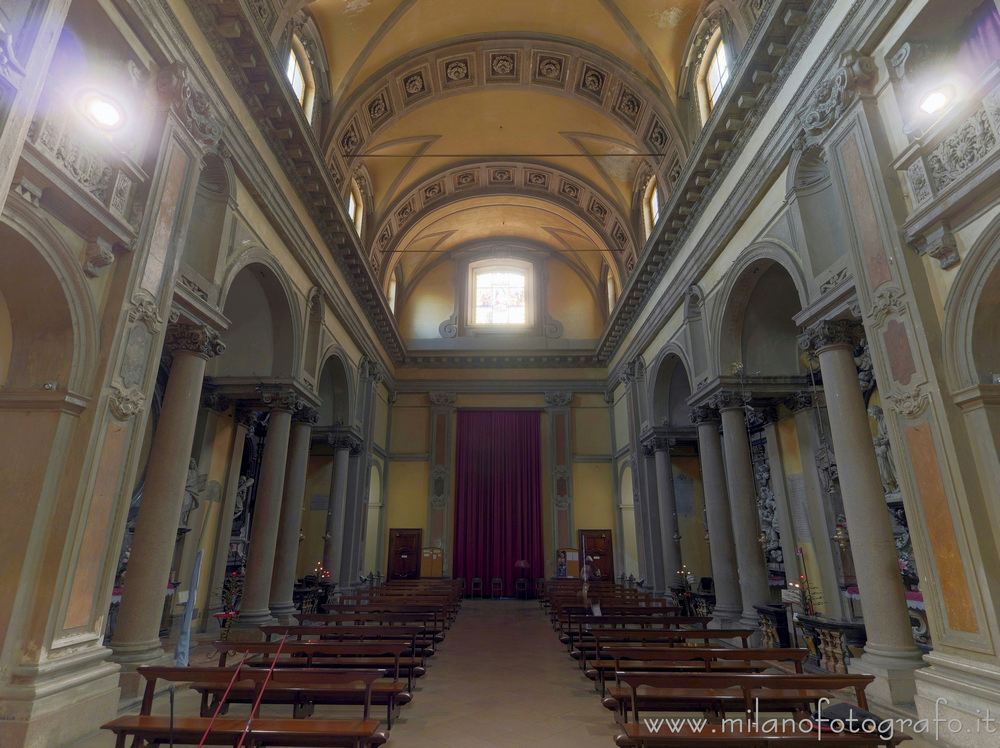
[164,323,226,358]
[544,391,573,408]
[689,405,721,426]
[429,391,458,407]
[798,319,861,353]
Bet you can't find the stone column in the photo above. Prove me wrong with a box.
[713,391,772,630]
[230,389,297,634]
[323,429,363,578]
[800,321,924,693]
[203,408,256,627]
[269,406,318,622]
[690,405,742,627]
[642,429,682,585]
[111,323,224,665]
[787,392,848,620]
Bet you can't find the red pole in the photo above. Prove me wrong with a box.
[235,633,288,748]
[197,651,249,748]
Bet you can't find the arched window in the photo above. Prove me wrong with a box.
[285,35,315,121]
[704,35,729,111]
[387,272,398,314]
[468,260,532,326]
[606,269,617,312]
[348,178,364,234]
[643,177,661,237]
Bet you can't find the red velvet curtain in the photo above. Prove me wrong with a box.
[453,410,543,597]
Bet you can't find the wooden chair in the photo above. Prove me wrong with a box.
[515,578,529,599]
[471,578,483,598]
[491,577,503,598]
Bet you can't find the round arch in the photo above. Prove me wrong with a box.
[0,200,100,394]
[316,345,356,427]
[943,212,1000,391]
[712,242,809,377]
[216,249,303,378]
[645,342,696,427]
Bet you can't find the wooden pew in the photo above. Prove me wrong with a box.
[296,611,446,649]
[592,647,809,697]
[569,614,711,658]
[607,671,876,725]
[263,623,430,656]
[573,625,748,673]
[214,640,424,690]
[101,666,387,747]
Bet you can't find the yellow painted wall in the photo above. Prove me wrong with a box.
[384,462,430,542]
[613,388,629,452]
[547,261,603,338]
[390,402,430,454]
[673,455,712,581]
[0,288,11,385]
[398,260,457,339]
[573,401,612,455]
[373,384,389,449]
[573,462,614,531]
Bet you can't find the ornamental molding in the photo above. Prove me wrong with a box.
[164,323,226,358]
[747,404,779,428]
[429,391,458,407]
[797,50,877,147]
[708,389,750,412]
[83,238,115,278]
[641,430,676,455]
[156,62,223,148]
[327,428,364,454]
[544,391,573,408]
[884,388,931,419]
[785,391,814,414]
[235,408,259,428]
[0,18,26,76]
[870,286,908,327]
[127,292,163,334]
[201,391,231,413]
[108,383,145,421]
[916,223,960,271]
[797,319,860,352]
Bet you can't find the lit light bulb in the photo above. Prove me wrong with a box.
[919,89,949,115]
[89,98,121,127]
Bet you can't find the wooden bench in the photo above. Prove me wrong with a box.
[606,671,876,726]
[570,616,713,659]
[213,640,424,690]
[262,624,432,657]
[101,667,387,747]
[574,626,752,673]
[303,610,448,645]
[592,647,809,697]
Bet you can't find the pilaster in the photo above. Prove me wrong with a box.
[545,391,575,553]
[427,391,457,570]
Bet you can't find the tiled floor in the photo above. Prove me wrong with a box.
[71,599,942,747]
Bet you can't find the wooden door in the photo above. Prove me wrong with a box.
[578,529,613,581]
[388,528,422,580]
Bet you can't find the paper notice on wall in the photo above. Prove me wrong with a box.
[310,494,330,511]
[787,473,812,542]
[674,474,695,515]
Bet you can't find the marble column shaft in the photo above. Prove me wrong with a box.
[233,392,296,629]
[323,439,354,576]
[691,408,742,626]
[645,434,683,582]
[269,409,316,621]
[716,397,772,627]
[803,323,922,663]
[111,325,224,663]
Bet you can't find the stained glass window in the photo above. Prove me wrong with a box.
[474,269,527,325]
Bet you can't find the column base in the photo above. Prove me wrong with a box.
[711,604,743,629]
[269,601,297,625]
[912,651,1000,748]
[739,610,766,645]
[848,643,926,705]
[0,646,121,747]
[227,610,273,641]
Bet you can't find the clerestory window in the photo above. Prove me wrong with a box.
[469,263,531,326]
[705,37,729,111]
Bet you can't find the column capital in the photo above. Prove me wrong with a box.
[641,429,676,456]
[785,391,816,414]
[326,428,364,454]
[689,405,721,426]
[201,389,230,413]
[618,356,646,386]
[708,389,750,412]
[798,319,862,353]
[429,391,457,407]
[292,405,320,425]
[164,323,225,359]
[544,391,573,408]
[234,407,259,429]
[746,404,780,428]
[258,387,300,412]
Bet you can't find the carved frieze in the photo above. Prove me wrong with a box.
[926,106,996,192]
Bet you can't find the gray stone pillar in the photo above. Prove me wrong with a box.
[230,389,297,633]
[269,406,318,622]
[642,429,682,587]
[800,321,923,699]
[713,391,771,630]
[111,324,224,666]
[690,405,742,627]
[202,408,255,628]
[323,429,362,579]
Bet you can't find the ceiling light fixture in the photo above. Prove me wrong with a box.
[919,88,950,115]
[79,90,124,130]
